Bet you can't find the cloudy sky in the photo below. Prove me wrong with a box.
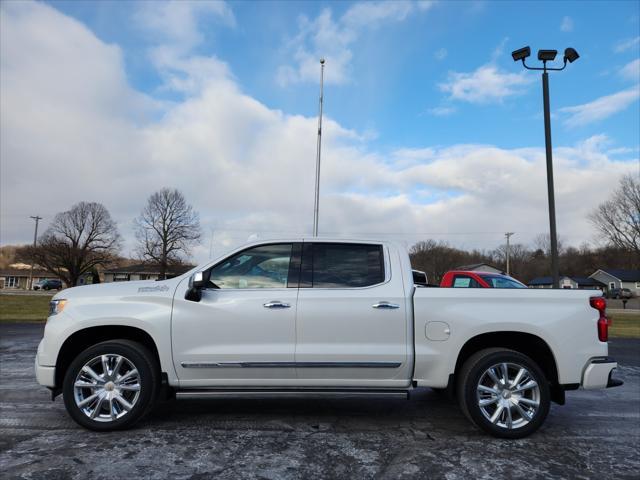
[1,0,639,263]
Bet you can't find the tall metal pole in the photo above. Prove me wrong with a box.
[505,232,514,276]
[28,215,42,290]
[312,58,325,237]
[542,71,560,288]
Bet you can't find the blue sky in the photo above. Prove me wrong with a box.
[49,0,640,151]
[1,1,639,261]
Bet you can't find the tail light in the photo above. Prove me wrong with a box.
[590,296,610,342]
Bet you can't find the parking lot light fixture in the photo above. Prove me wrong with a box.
[511,46,531,62]
[511,46,580,289]
[537,49,558,62]
[564,48,579,63]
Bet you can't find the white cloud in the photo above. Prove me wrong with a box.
[560,16,573,32]
[434,48,447,60]
[613,36,640,53]
[132,1,236,94]
[1,2,637,263]
[135,0,235,52]
[427,106,456,116]
[437,39,533,104]
[439,65,533,104]
[276,1,433,86]
[619,58,640,82]
[559,87,640,127]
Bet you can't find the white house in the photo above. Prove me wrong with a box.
[589,269,640,296]
[529,276,605,290]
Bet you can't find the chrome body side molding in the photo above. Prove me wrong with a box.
[180,361,402,369]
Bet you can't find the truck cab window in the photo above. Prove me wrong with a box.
[209,244,293,289]
[311,243,384,288]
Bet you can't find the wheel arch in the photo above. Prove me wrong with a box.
[55,325,162,390]
[452,331,561,402]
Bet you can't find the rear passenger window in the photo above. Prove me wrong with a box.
[312,243,384,288]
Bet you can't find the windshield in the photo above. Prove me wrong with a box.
[479,274,526,289]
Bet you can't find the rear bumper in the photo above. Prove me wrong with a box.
[581,357,623,389]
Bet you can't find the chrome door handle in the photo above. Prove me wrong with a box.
[263,301,291,309]
[372,302,400,309]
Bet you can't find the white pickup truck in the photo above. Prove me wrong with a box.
[35,238,622,438]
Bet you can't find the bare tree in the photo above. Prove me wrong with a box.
[491,243,531,278]
[134,188,201,279]
[589,173,640,258]
[18,202,121,286]
[409,239,493,284]
[533,233,565,257]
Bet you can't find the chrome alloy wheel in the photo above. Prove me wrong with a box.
[476,362,541,430]
[73,354,141,422]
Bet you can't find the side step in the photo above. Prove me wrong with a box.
[176,388,409,400]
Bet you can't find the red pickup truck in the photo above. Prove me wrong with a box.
[440,270,526,288]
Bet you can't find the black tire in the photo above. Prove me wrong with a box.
[62,340,160,431]
[457,348,550,439]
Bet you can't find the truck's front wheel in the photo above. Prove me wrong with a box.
[62,340,159,431]
[457,348,550,439]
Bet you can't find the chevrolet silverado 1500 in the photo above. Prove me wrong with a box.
[36,239,622,437]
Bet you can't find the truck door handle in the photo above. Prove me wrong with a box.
[372,302,400,309]
[263,301,291,309]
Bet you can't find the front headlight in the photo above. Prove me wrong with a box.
[49,299,67,316]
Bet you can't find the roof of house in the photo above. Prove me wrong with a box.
[0,269,55,278]
[529,276,555,286]
[571,277,606,287]
[456,263,503,272]
[529,275,605,287]
[596,269,640,282]
[103,263,194,275]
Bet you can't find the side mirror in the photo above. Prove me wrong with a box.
[192,271,206,289]
[185,271,206,302]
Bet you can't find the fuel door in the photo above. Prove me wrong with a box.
[425,321,451,341]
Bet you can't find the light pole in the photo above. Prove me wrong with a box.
[511,46,579,289]
[505,232,514,276]
[313,58,325,237]
[28,215,42,290]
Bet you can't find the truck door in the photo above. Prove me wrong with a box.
[294,242,411,388]
[171,243,301,386]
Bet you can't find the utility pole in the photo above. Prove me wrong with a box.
[28,215,42,290]
[312,58,325,237]
[505,232,515,276]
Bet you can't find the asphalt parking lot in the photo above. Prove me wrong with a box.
[1,323,638,479]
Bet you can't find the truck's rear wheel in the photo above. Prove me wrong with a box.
[457,348,550,439]
[62,340,159,431]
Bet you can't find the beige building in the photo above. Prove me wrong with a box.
[0,268,58,289]
[103,264,193,282]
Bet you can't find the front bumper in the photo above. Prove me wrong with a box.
[582,357,623,389]
[34,340,56,387]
